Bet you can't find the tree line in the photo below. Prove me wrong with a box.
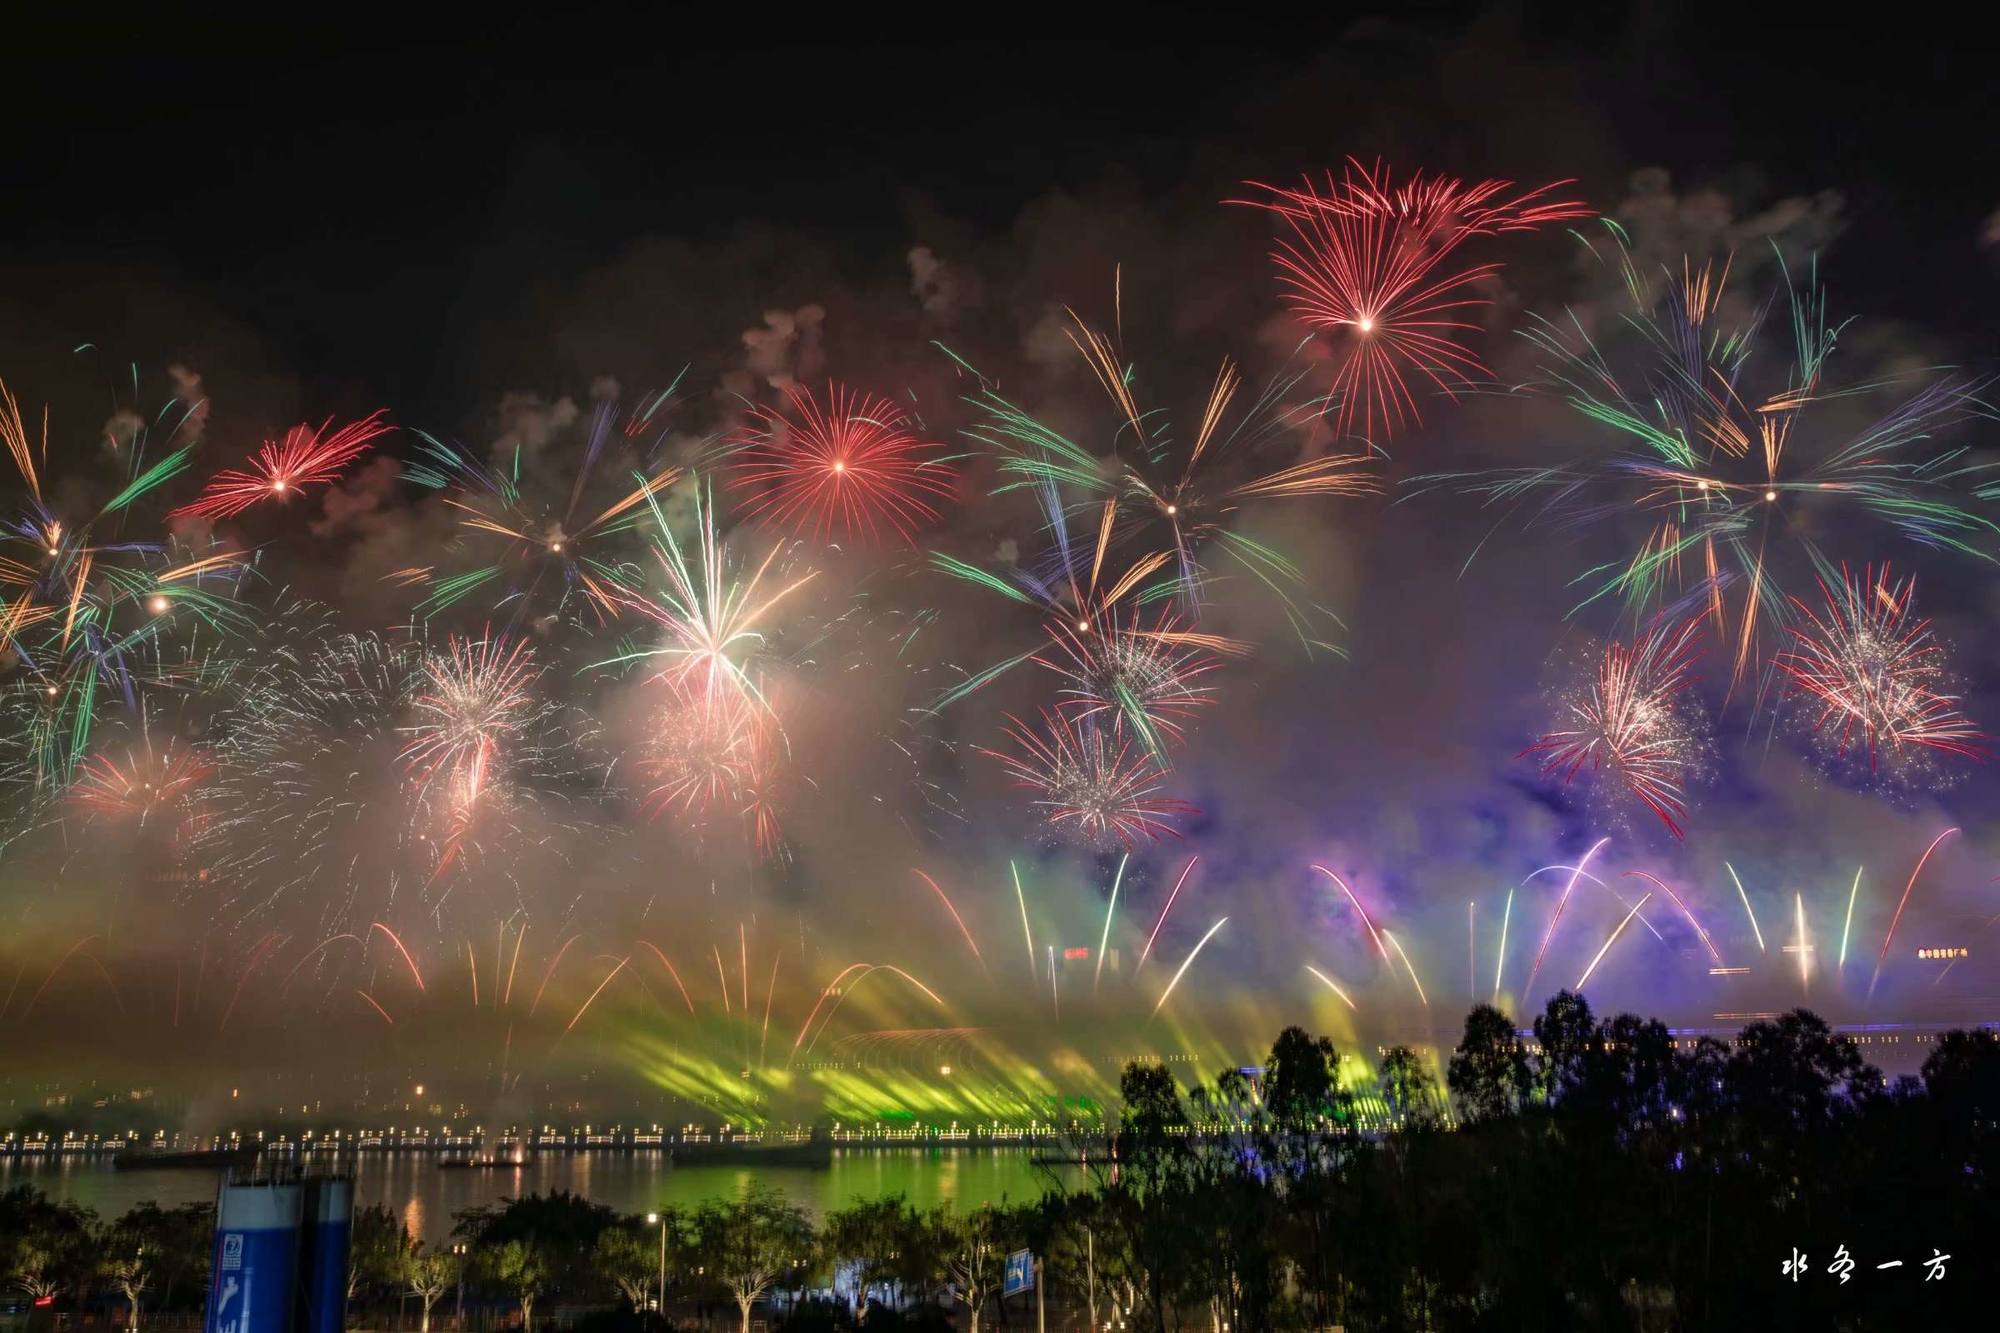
[6,994,1995,1330]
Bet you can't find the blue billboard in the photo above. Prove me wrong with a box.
[1003,1248,1035,1296]
[204,1183,304,1333]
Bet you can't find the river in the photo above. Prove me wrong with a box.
[0,1149,1073,1244]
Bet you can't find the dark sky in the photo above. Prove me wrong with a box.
[3,5,1993,420]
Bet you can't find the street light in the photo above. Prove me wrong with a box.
[452,1243,467,1324]
[645,1212,666,1316]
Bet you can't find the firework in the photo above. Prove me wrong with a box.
[1233,160,1589,439]
[1422,237,2000,680]
[726,380,956,542]
[1524,618,1708,837]
[596,482,814,719]
[171,414,391,521]
[69,738,212,826]
[400,634,544,786]
[1776,565,1985,778]
[1037,607,1240,758]
[636,673,773,835]
[981,708,1193,847]
[961,316,1376,618]
[194,616,613,937]
[1,378,247,790]
[402,384,686,623]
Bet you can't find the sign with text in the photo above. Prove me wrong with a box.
[1004,1249,1035,1296]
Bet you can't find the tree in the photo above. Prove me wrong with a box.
[405,1248,456,1333]
[592,1221,664,1311]
[933,1206,1006,1333]
[690,1185,813,1333]
[1377,1045,1442,1128]
[108,1202,213,1312]
[486,1240,544,1333]
[822,1195,938,1314]
[102,1253,151,1332]
[1533,989,1597,1103]
[1447,1003,1532,1122]
[347,1204,412,1305]
[1262,1026,1345,1129]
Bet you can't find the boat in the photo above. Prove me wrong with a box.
[113,1146,257,1171]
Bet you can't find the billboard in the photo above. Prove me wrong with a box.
[204,1182,304,1333]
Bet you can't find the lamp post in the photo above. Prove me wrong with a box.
[452,1243,467,1325]
[645,1212,666,1317]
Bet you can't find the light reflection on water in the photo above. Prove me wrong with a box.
[0,1149,1073,1244]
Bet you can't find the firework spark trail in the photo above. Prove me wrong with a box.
[1383,930,1429,1007]
[1839,867,1864,971]
[1233,160,1589,439]
[1047,945,1059,1020]
[1624,871,1724,965]
[1011,862,1036,982]
[1575,893,1652,990]
[713,944,731,1015]
[1726,863,1768,953]
[504,926,528,1008]
[528,934,582,1017]
[1492,888,1514,999]
[466,942,479,1007]
[1095,853,1129,993]
[558,956,632,1042]
[1151,917,1228,1019]
[214,932,286,1033]
[171,414,391,520]
[354,990,395,1025]
[1523,619,1706,837]
[1794,894,1811,988]
[789,963,876,1059]
[17,935,106,1022]
[1525,837,1610,993]
[726,380,957,542]
[1776,565,1986,776]
[1310,865,1387,959]
[796,965,947,1057]
[761,951,781,1068]
[634,941,697,1014]
[1873,827,1959,989]
[368,922,427,992]
[913,869,986,972]
[1304,964,1357,1010]
[1139,857,1200,969]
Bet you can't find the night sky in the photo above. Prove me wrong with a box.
[2,6,1997,1102]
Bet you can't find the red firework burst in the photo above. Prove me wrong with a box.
[1234,160,1589,440]
[1522,618,1707,838]
[171,412,391,520]
[981,708,1194,847]
[71,741,213,824]
[1776,565,1986,773]
[726,381,955,542]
